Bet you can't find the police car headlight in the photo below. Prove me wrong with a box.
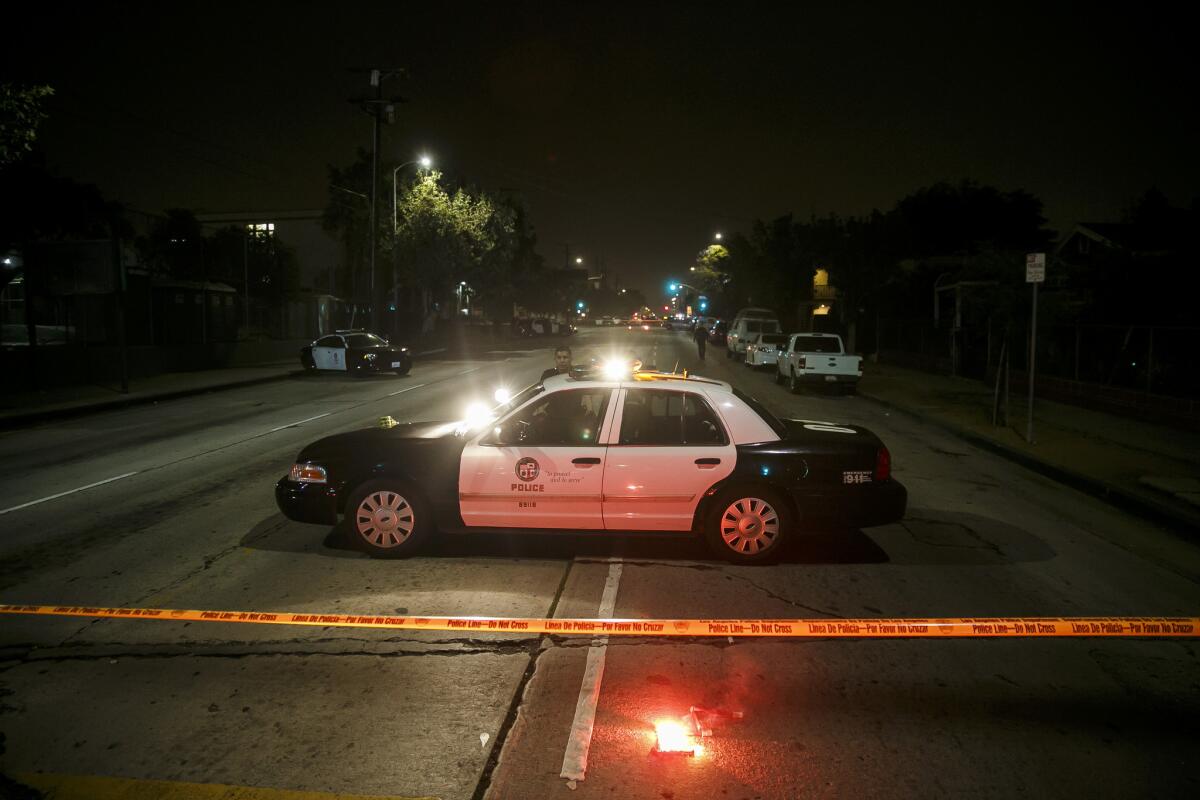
[363,353,377,361]
[289,463,328,484]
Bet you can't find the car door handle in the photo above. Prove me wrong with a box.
[572,457,602,465]
[695,457,721,467]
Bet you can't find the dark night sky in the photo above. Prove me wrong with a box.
[6,2,1198,296]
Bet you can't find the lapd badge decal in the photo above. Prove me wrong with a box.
[515,457,540,482]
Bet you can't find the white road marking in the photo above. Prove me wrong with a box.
[0,472,139,515]
[560,560,623,783]
[267,412,332,433]
[416,347,447,356]
[388,383,428,396]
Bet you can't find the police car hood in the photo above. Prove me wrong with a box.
[296,420,458,461]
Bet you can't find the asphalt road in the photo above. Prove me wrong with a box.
[1,327,1197,800]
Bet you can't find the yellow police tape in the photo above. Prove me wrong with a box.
[1,604,1197,637]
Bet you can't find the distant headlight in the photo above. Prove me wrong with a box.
[289,463,328,484]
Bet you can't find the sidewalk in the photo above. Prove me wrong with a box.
[858,362,1200,534]
[0,361,303,429]
[0,330,555,430]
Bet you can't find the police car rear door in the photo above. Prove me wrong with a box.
[602,387,735,530]
[459,387,617,529]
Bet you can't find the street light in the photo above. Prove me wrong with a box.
[714,232,723,241]
[393,154,434,232]
[575,257,583,265]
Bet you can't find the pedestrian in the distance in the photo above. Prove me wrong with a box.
[693,323,708,361]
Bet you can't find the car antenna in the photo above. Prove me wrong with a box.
[672,359,679,374]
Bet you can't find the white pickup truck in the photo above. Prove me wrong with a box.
[775,332,862,393]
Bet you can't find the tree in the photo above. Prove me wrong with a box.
[0,83,54,167]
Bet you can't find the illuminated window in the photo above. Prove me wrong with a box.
[247,222,275,239]
[813,268,829,286]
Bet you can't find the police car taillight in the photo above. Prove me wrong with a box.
[874,447,891,481]
[797,355,807,369]
[289,463,327,484]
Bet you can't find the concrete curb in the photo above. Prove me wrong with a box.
[0,370,304,431]
[859,392,1200,538]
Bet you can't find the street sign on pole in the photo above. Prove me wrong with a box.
[1025,253,1045,442]
[1026,252,1045,283]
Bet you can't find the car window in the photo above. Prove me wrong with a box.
[618,389,727,446]
[503,389,610,446]
[793,336,841,353]
[315,336,343,348]
[345,333,387,348]
[760,334,787,345]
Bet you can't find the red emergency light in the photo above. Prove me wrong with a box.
[653,719,699,756]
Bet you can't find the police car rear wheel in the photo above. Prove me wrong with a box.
[705,487,791,564]
[346,480,431,558]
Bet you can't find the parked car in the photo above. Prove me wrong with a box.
[726,308,782,359]
[276,369,905,564]
[775,332,862,393]
[516,318,575,337]
[744,333,789,368]
[708,320,728,346]
[301,330,412,377]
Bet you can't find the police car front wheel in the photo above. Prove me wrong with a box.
[704,486,792,564]
[345,480,432,558]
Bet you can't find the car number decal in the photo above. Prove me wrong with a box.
[793,419,857,434]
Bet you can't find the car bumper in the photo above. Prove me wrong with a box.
[795,372,860,385]
[353,355,412,373]
[275,477,340,525]
[749,352,779,365]
[790,479,907,530]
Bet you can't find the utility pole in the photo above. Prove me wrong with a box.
[349,68,406,332]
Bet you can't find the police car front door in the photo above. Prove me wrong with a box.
[459,388,616,529]
[312,336,346,370]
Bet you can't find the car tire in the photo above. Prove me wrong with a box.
[395,361,411,377]
[789,371,800,394]
[703,485,793,565]
[725,347,733,360]
[774,368,784,385]
[344,479,433,558]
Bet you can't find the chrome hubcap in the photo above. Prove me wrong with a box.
[355,490,415,548]
[720,497,780,555]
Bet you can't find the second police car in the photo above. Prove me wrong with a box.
[300,330,413,376]
[275,366,906,564]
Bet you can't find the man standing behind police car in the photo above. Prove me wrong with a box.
[541,345,572,381]
[692,322,708,360]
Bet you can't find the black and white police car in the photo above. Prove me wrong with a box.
[275,365,906,564]
[300,330,412,377]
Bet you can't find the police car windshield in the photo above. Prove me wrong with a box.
[496,383,543,415]
[345,333,387,348]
